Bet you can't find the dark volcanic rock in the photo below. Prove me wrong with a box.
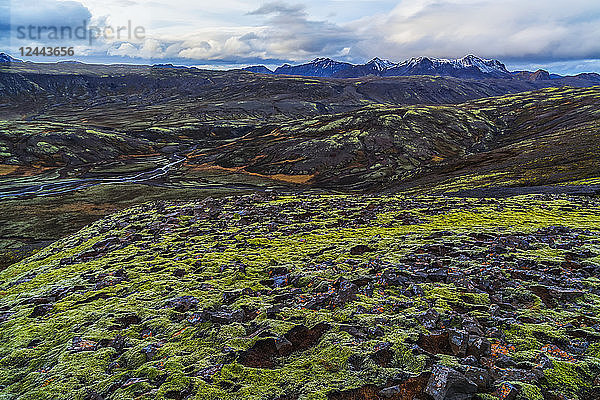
[208,309,245,324]
[529,285,584,307]
[371,342,394,367]
[417,308,440,329]
[449,329,469,357]
[165,296,198,312]
[461,366,491,390]
[239,323,330,368]
[327,372,430,399]
[70,337,98,352]
[494,382,519,400]
[350,245,374,255]
[425,364,477,400]
[29,304,53,317]
[417,331,451,355]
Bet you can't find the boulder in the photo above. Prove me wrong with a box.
[425,364,477,400]
[350,245,373,255]
[449,329,469,357]
[417,308,440,330]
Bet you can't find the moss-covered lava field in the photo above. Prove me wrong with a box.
[2,193,600,400]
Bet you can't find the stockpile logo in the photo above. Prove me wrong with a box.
[16,21,145,46]
[15,20,145,57]
[0,0,145,61]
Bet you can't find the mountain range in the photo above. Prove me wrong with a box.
[3,51,600,82]
[244,54,600,81]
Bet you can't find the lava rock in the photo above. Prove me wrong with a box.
[461,366,491,390]
[449,329,469,357]
[417,308,440,330]
[29,304,53,318]
[350,245,373,255]
[239,323,330,368]
[70,337,98,352]
[208,309,245,324]
[425,364,477,400]
[494,382,519,400]
[466,336,491,358]
[417,331,451,355]
[165,296,198,312]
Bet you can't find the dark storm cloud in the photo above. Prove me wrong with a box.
[0,0,93,48]
[9,0,92,30]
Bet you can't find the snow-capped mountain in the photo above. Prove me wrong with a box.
[367,57,397,71]
[385,55,510,78]
[0,53,23,63]
[455,54,508,74]
[245,55,515,79]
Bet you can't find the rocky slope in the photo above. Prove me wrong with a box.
[1,193,600,399]
[2,58,600,400]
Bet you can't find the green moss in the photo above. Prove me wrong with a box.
[504,323,567,351]
[2,193,600,398]
[544,361,591,396]
[514,382,543,400]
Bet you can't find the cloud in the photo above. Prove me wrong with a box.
[107,1,357,63]
[100,0,600,70]
[2,0,94,49]
[5,0,600,74]
[350,0,600,63]
[247,2,307,17]
[9,0,92,30]
[0,1,9,42]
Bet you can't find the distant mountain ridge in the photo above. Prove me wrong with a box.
[274,58,353,77]
[0,53,23,63]
[1,51,596,82]
[243,54,597,81]
[243,54,512,79]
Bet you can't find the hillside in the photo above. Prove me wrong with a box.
[188,86,600,191]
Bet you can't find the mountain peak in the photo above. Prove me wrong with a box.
[392,54,509,77]
[274,58,351,77]
[367,57,396,70]
[455,54,508,74]
[460,54,481,61]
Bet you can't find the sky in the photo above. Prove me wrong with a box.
[2,0,600,74]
